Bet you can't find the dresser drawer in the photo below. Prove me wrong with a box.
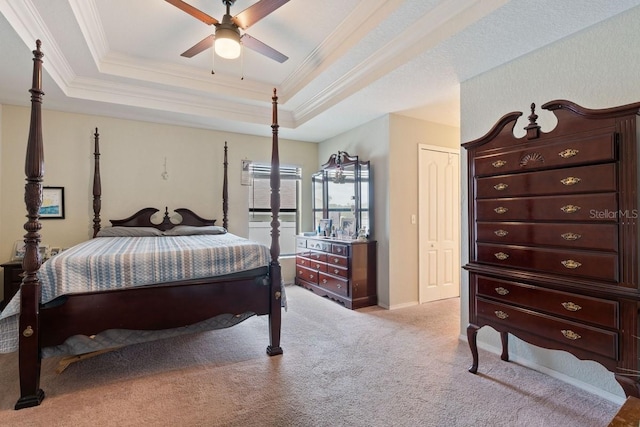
[9,268,23,283]
[474,132,616,176]
[476,298,618,360]
[476,163,616,199]
[325,264,348,278]
[476,222,618,251]
[297,265,319,285]
[475,276,618,328]
[307,251,327,262]
[296,256,326,272]
[332,243,349,256]
[476,243,618,281]
[318,272,349,297]
[307,240,331,252]
[326,253,348,268]
[476,192,617,222]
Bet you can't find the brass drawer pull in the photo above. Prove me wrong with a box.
[337,283,342,289]
[494,229,508,237]
[494,252,509,260]
[561,302,582,312]
[561,233,581,241]
[561,260,582,269]
[494,311,509,320]
[309,274,314,279]
[322,279,327,284]
[561,330,581,340]
[23,326,34,338]
[495,287,509,296]
[561,177,581,186]
[559,148,579,158]
[492,160,506,168]
[334,269,339,274]
[333,258,339,263]
[494,207,508,214]
[560,205,581,214]
[315,264,321,269]
[298,270,303,274]
[493,183,508,191]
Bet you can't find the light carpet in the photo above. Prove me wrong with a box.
[0,285,620,426]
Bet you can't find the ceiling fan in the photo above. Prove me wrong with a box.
[166,0,290,63]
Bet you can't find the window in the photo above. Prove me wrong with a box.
[248,163,301,256]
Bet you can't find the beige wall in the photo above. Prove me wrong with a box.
[319,114,459,308]
[388,114,459,308]
[0,105,318,300]
[460,6,640,400]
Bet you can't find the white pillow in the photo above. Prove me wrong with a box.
[163,225,227,236]
[96,226,164,237]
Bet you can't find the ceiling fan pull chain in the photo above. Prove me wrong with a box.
[240,43,244,80]
[211,47,215,75]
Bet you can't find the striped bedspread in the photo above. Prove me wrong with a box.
[0,233,271,353]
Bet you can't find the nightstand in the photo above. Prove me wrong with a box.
[1,260,23,308]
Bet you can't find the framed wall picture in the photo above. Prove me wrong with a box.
[40,186,65,219]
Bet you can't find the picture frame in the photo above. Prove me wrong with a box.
[340,216,355,238]
[49,247,62,257]
[40,186,65,219]
[11,240,49,261]
[318,218,332,236]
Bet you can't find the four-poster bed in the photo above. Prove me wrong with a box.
[2,40,284,410]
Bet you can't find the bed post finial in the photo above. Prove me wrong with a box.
[16,39,46,410]
[92,128,102,237]
[223,141,229,230]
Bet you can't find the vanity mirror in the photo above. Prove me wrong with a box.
[311,151,372,239]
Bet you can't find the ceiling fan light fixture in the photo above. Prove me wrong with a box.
[215,26,241,59]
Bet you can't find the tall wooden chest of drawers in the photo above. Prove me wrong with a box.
[295,236,377,309]
[463,100,640,397]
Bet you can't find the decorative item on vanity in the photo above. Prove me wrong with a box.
[296,152,376,309]
[462,99,640,398]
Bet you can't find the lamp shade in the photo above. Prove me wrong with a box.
[215,26,241,59]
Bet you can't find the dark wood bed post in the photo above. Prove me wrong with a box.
[266,88,283,356]
[92,128,102,237]
[222,141,229,230]
[16,40,46,410]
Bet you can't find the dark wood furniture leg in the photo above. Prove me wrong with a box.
[500,331,509,362]
[616,375,640,399]
[467,324,479,374]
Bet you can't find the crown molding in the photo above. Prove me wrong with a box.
[290,0,508,126]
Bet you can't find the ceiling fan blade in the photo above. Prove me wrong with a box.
[232,0,290,30]
[181,34,214,58]
[241,33,288,63]
[165,0,219,25]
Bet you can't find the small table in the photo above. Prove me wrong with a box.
[1,260,23,309]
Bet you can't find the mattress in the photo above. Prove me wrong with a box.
[0,233,271,353]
